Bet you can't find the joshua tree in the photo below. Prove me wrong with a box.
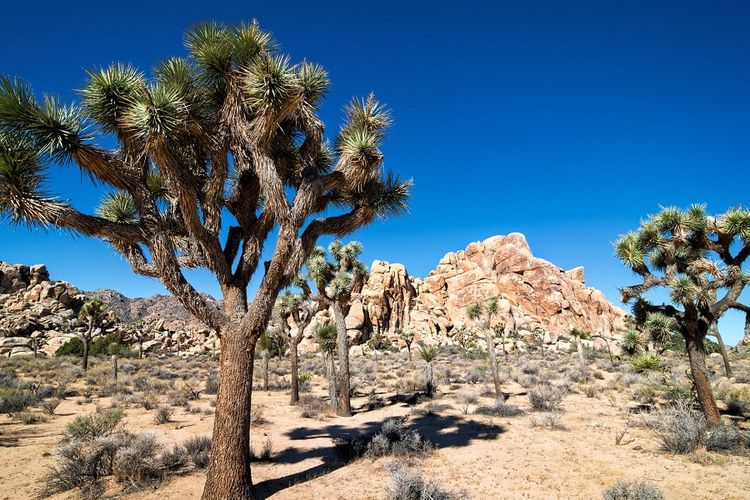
[0,21,409,498]
[417,343,440,396]
[616,205,749,424]
[466,298,505,403]
[302,240,368,416]
[569,327,590,369]
[124,321,151,359]
[315,323,338,410]
[275,290,316,404]
[398,329,415,361]
[77,298,109,371]
[367,330,391,369]
[29,333,47,358]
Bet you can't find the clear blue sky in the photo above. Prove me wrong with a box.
[1,1,748,342]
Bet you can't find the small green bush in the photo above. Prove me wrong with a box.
[65,409,125,441]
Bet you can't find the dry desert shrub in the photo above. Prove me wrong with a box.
[384,461,461,500]
[528,383,564,411]
[602,480,664,500]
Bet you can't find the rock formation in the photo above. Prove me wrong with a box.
[335,233,626,353]
[1,232,628,357]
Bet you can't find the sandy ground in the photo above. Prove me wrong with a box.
[1,364,749,500]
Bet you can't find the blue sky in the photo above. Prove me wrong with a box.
[1,1,748,342]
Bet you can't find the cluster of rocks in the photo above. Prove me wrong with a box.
[0,262,86,356]
[0,262,219,357]
[1,232,630,358]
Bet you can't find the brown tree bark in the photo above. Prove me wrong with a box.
[262,350,269,392]
[711,324,733,379]
[290,336,300,405]
[202,323,255,500]
[425,362,435,396]
[333,301,351,416]
[685,333,721,425]
[326,353,338,411]
[484,329,504,403]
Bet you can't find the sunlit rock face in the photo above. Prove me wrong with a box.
[345,233,626,351]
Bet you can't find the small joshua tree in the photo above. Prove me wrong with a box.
[275,290,316,404]
[398,329,415,361]
[569,327,590,369]
[77,298,109,371]
[30,333,48,358]
[316,324,338,410]
[302,240,368,416]
[466,298,505,403]
[616,205,750,424]
[124,321,151,359]
[417,343,440,396]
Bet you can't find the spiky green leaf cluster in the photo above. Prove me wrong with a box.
[417,343,440,363]
[97,191,139,224]
[644,312,677,346]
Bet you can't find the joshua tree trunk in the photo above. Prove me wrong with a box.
[406,344,412,362]
[499,332,508,364]
[111,355,118,384]
[138,340,144,359]
[484,329,504,403]
[202,323,255,500]
[333,301,351,416]
[576,338,586,368]
[262,351,269,392]
[290,336,301,405]
[82,328,92,372]
[425,362,435,396]
[326,353,338,411]
[710,324,732,378]
[685,331,720,425]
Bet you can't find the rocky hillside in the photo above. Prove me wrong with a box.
[2,233,631,357]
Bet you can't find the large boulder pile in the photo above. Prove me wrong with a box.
[0,262,86,356]
[323,233,626,353]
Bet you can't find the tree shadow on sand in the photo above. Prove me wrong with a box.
[253,408,504,498]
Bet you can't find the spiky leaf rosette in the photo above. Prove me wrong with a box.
[97,191,139,224]
[417,343,440,363]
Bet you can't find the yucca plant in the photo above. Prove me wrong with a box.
[621,329,643,355]
[417,343,440,396]
[616,205,750,424]
[629,352,664,373]
[298,240,368,417]
[0,20,410,499]
[315,324,338,410]
[466,298,505,403]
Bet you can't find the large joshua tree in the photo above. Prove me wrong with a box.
[302,240,368,416]
[275,290,316,404]
[616,205,749,424]
[0,21,410,499]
